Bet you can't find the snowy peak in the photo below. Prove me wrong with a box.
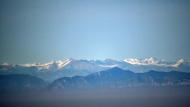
[123,57,188,68]
[20,59,72,70]
[54,59,72,69]
[1,58,190,82]
[123,57,159,65]
[171,59,185,68]
[1,58,190,74]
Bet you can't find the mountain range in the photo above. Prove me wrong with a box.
[1,67,190,92]
[50,67,190,89]
[0,74,47,92]
[0,57,190,82]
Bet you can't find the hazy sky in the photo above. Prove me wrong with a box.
[0,0,190,64]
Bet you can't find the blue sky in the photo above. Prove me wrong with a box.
[0,0,190,64]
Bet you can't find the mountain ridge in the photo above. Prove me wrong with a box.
[1,67,190,92]
[1,58,190,82]
[50,67,190,90]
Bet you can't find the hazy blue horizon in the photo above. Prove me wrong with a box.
[1,0,190,64]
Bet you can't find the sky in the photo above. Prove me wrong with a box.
[0,0,190,64]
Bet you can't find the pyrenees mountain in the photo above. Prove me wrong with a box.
[0,57,190,81]
[0,74,47,92]
[50,67,190,89]
[0,67,190,92]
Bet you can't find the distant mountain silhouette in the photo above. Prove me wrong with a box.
[1,67,190,92]
[1,58,190,82]
[0,74,47,92]
[50,67,190,89]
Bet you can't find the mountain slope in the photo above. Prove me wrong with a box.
[1,58,190,82]
[50,67,190,89]
[0,74,47,92]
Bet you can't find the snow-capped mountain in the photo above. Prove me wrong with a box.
[21,59,72,71]
[123,57,185,67]
[0,57,190,81]
[123,57,190,72]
